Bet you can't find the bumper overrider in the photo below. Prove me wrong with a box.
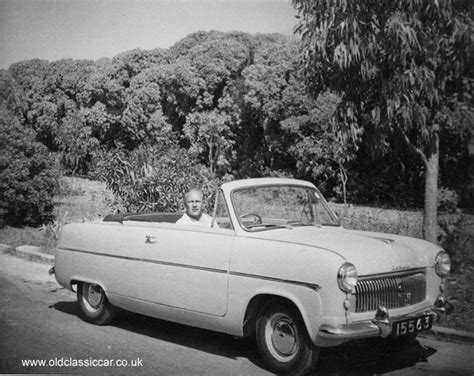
[318,296,454,342]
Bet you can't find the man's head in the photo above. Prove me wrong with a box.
[183,189,204,220]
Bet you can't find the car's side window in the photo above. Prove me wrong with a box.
[214,190,233,229]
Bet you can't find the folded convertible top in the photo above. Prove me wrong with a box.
[103,212,182,223]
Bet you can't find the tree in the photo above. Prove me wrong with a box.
[0,70,26,116]
[235,36,306,175]
[183,110,234,174]
[144,62,204,133]
[235,35,352,187]
[0,106,59,226]
[280,92,350,192]
[111,48,169,81]
[180,33,252,108]
[293,0,473,242]
[122,74,174,148]
[56,111,99,176]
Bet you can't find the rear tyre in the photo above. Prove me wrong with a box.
[77,282,117,325]
[256,304,320,375]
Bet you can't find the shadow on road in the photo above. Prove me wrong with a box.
[50,300,79,315]
[314,339,437,375]
[52,300,438,375]
[51,301,265,367]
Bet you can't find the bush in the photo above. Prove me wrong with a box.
[95,143,222,213]
[0,109,59,227]
[439,215,474,273]
[438,187,460,213]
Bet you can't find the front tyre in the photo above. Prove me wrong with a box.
[256,304,320,375]
[77,282,117,325]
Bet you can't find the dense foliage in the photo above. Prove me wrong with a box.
[293,0,474,240]
[91,143,222,213]
[1,28,472,222]
[0,105,59,226]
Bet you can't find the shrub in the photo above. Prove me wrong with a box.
[438,187,460,213]
[439,215,474,273]
[97,143,222,213]
[0,109,59,226]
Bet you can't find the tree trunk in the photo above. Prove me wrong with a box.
[422,147,439,243]
[208,141,215,175]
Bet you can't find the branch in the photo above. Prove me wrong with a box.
[394,121,428,166]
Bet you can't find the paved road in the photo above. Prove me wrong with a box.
[1,254,473,375]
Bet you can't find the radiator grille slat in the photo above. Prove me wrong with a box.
[354,272,426,313]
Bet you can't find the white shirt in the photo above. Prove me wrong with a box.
[175,213,214,227]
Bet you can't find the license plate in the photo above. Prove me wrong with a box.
[392,314,433,337]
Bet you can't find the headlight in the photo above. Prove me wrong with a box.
[337,262,358,293]
[435,251,451,277]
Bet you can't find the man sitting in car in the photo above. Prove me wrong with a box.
[176,188,214,226]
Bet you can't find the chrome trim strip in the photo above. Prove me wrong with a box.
[141,258,227,274]
[58,247,139,262]
[58,247,320,290]
[58,247,226,273]
[358,267,426,280]
[230,271,321,291]
[367,236,395,244]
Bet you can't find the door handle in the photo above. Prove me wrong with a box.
[145,235,157,244]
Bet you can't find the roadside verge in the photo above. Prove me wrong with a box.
[1,243,54,265]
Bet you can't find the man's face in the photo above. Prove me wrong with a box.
[184,190,203,220]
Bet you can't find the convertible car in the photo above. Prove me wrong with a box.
[54,178,453,374]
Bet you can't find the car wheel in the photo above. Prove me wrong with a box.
[77,282,117,325]
[256,304,320,375]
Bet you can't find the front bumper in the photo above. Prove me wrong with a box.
[317,297,453,345]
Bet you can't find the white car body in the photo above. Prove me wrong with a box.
[54,178,452,373]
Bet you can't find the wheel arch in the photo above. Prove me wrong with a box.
[71,277,108,294]
[242,293,311,338]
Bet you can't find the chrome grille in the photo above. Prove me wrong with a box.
[353,271,426,312]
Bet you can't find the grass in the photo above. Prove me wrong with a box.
[53,176,114,223]
[0,176,114,254]
[0,177,472,332]
[0,226,45,249]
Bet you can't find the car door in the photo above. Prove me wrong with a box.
[139,223,234,316]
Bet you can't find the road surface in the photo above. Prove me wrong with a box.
[1,253,473,375]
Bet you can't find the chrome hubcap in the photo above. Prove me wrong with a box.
[87,284,103,308]
[271,318,297,357]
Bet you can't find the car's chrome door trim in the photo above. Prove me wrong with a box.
[142,258,228,274]
[59,247,320,291]
[58,247,227,273]
[58,247,139,261]
[230,271,321,291]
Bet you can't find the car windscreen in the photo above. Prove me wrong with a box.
[231,184,340,231]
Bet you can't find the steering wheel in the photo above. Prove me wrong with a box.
[239,213,263,227]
